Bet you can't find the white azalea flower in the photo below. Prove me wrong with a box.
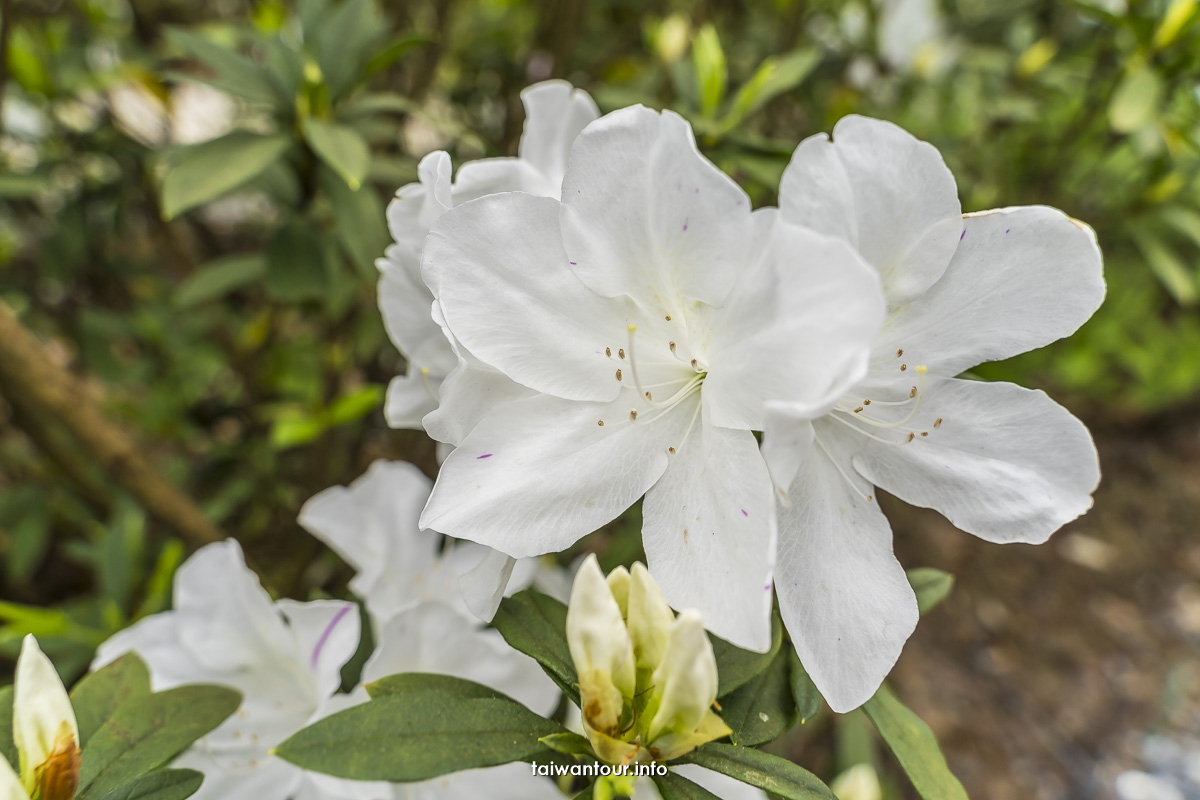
[378,80,599,433]
[766,115,1105,711]
[418,104,886,652]
[92,541,385,800]
[2,635,80,800]
[298,459,568,623]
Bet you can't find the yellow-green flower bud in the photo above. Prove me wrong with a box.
[626,563,674,672]
[644,611,730,760]
[12,636,80,800]
[1,755,30,800]
[606,566,631,619]
[567,555,636,742]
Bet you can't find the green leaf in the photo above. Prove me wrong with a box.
[311,0,382,98]
[365,672,512,701]
[711,613,782,698]
[906,568,955,616]
[175,254,267,307]
[677,743,837,799]
[861,684,968,800]
[1108,66,1163,134]
[538,731,595,758]
[691,25,727,116]
[160,133,292,219]
[0,686,15,769]
[326,384,384,425]
[274,690,564,781]
[492,590,580,704]
[304,119,371,190]
[718,645,795,746]
[93,769,204,800]
[786,649,821,727]
[70,652,152,749]
[164,28,284,106]
[653,772,722,800]
[363,32,434,76]
[1132,228,1198,306]
[318,165,388,274]
[77,684,241,799]
[723,49,820,131]
[0,172,50,199]
[266,218,333,302]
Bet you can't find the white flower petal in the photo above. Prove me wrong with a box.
[13,635,78,782]
[704,215,884,430]
[386,151,453,252]
[452,157,557,202]
[422,192,626,401]
[518,80,600,191]
[560,106,753,307]
[173,540,291,673]
[170,752,302,800]
[776,435,917,713]
[878,205,1105,376]
[376,246,451,375]
[384,372,440,431]
[363,603,559,716]
[91,613,216,690]
[298,461,438,620]
[399,762,564,800]
[642,421,775,652]
[275,600,360,700]
[421,354,536,447]
[454,546,517,622]
[780,115,962,306]
[849,376,1099,544]
[0,754,26,800]
[420,392,682,557]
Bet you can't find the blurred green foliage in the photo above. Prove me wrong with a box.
[0,0,1198,670]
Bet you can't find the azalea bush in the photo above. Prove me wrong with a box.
[2,1,1199,799]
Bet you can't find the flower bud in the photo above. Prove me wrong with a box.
[0,756,29,800]
[567,555,635,739]
[830,763,883,800]
[13,636,80,800]
[644,611,730,760]
[626,563,674,672]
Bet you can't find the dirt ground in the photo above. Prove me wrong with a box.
[885,414,1200,799]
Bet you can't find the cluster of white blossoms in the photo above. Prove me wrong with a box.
[395,81,1102,712]
[84,78,1102,799]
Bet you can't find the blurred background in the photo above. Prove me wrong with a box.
[0,0,1198,798]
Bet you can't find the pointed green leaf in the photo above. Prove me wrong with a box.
[712,613,782,698]
[538,731,595,758]
[365,672,512,700]
[70,653,152,748]
[175,254,267,308]
[164,28,284,106]
[723,49,820,131]
[160,133,292,219]
[77,684,241,799]
[274,690,564,781]
[906,568,956,616]
[692,25,727,116]
[266,218,333,302]
[653,772,722,800]
[718,647,795,746]
[312,0,381,97]
[676,743,836,799]
[786,649,821,727]
[492,590,580,704]
[93,768,204,800]
[363,32,434,76]
[862,684,968,800]
[1132,229,1198,305]
[304,119,370,190]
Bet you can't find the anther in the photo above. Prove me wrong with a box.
[669,341,677,353]
[906,432,915,442]
[630,410,638,421]
[854,406,864,413]
[863,399,871,405]
[896,348,904,357]
[866,495,873,502]
[645,391,652,400]
[615,369,623,381]
[598,420,605,426]
[690,359,698,369]
[619,348,626,359]
[900,363,907,371]
[934,417,943,428]
[909,386,917,398]
[920,431,928,436]
[606,347,611,357]
[668,446,676,454]
[665,314,672,321]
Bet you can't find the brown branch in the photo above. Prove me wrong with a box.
[0,304,225,547]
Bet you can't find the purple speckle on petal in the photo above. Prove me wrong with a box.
[311,605,353,669]
[569,261,577,265]
[960,229,966,241]
[477,453,493,459]
[683,217,689,232]
[837,637,842,642]
[764,583,772,591]
[741,509,748,517]
[1006,228,1011,234]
